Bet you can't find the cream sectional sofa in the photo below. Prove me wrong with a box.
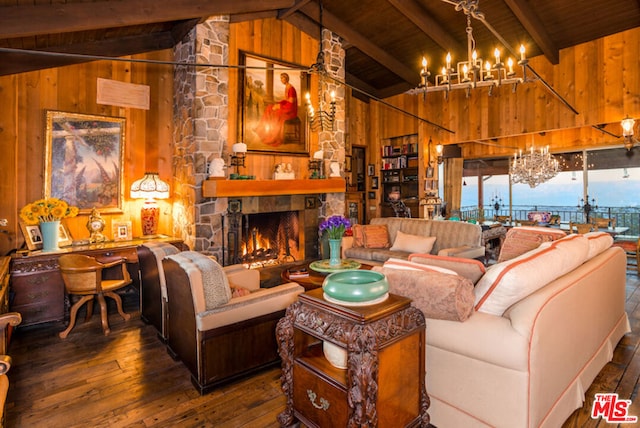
[342,217,485,264]
[395,232,630,427]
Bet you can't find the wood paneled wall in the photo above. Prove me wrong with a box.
[1,19,638,254]
[0,50,175,254]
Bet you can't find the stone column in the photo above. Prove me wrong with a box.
[172,16,229,257]
[318,29,347,219]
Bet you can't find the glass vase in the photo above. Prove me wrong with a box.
[328,238,342,267]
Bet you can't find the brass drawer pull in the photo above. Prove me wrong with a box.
[307,389,330,411]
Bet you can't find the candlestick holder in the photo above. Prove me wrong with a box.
[577,195,597,223]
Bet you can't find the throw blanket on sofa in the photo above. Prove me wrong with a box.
[172,251,232,310]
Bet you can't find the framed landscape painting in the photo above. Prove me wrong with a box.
[239,51,309,154]
[44,111,125,214]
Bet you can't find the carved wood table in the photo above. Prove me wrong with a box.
[276,287,429,427]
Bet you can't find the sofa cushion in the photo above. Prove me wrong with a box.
[390,231,436,254]
[374,266,475,321]
[497,226,567,263]
[408,253,486,284]
[584,231,613,259]
[352,224,391,248]
[474,234,590,316]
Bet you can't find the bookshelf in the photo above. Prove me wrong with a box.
[380,134,419,217]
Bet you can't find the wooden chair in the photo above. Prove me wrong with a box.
[612,238,640,274]
[0,312,21,427]
[494,215,512,224]
[58,254,132,339]
[548,215,561,225]
[518,220,537,226]
[593,217,616,229]
[569,222,594,234]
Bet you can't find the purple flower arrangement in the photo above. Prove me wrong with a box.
[319,215,351,240]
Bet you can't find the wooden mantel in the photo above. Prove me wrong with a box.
[202,178,346,198]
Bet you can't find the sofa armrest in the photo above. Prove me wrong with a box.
[196,282,304,330]
[341,236,354,258]
[437,245,485,259]
[223,264,260,291]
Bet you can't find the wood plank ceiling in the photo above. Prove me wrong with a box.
[0,0,638,101]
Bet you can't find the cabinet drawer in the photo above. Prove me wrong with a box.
[12,301,64,325]
[11,274,64,307]
[293,362,348,427]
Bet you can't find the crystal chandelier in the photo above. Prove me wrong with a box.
[510,146,560,188]
[417,0,529,97]
[305,0,336,132]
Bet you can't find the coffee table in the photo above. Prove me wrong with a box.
[281,260,373,291]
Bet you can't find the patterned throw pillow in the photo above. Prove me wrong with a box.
[497,226,566,263]
[362,224,391,248]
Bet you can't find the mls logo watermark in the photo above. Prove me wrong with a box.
[591,393,638,423]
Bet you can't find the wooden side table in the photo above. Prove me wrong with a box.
[276,288,429,427]
[281,261,373,291]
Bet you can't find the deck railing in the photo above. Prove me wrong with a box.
[460,206,640,238]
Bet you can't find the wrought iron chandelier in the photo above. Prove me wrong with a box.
[510,146,560,188]
[417,0,529,97]
[305,0,336,132]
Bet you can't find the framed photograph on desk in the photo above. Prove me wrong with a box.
[112,220,132,241]
[20,222,42,251]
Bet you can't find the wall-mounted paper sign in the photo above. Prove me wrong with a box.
[97,77,150,110]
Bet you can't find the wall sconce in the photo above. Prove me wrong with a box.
[130,172,170,237]
[230,142,247,178]
[435,143,444,164]
[621,116,637,151]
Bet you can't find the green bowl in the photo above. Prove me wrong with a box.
[322,270,389,303]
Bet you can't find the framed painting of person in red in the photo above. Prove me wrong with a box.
[239,51,309,154]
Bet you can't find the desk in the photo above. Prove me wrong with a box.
[10,237,185,327]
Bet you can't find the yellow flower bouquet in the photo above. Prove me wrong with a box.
[20,198,79,225]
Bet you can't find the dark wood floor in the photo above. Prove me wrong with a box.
[4,272,640,428]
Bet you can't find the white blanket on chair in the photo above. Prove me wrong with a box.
[173,251,232,310]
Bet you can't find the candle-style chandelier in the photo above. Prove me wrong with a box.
[510,145,560,188]
[417,0,529,98]
[305,0,336,132]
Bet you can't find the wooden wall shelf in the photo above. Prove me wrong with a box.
[202,178,346,198]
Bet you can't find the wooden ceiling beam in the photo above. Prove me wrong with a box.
[386,0,465,54]
[502,0,560,64]
[295,4,419,86]
[0,0,295,39]
[0,31,177,76]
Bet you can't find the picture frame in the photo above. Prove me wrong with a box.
[58,222,73,247]
[239,51,309,155]
[367,164,375,176]
[426,166,434,178]
[371,176,379,189]
[44,110,125,214]
[112,220,132,241]
[368,191,376,200]
[20,222,43,251]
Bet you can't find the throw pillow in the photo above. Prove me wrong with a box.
[389,230,436,254]
[474,234,589,316]
[374,267,475,321]
[351,224,365,247]
[362,224,391,248]
[408,253,486,284]
[497,226,566,263]
[383,257,458,276]
[584,231,613,259]
[231,287,251,298]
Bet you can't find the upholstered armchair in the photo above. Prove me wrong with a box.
[162,251,303,394]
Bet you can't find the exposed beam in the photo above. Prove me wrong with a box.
[0,0,294,39]
[296,5,419,86]
[278,0,312,19]
[387,0,464,54]
[502,0,560,65]
[0,31,177,76]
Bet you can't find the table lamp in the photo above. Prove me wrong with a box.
[130,172,170,236]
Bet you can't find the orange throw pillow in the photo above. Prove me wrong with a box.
[363,224,390,248]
